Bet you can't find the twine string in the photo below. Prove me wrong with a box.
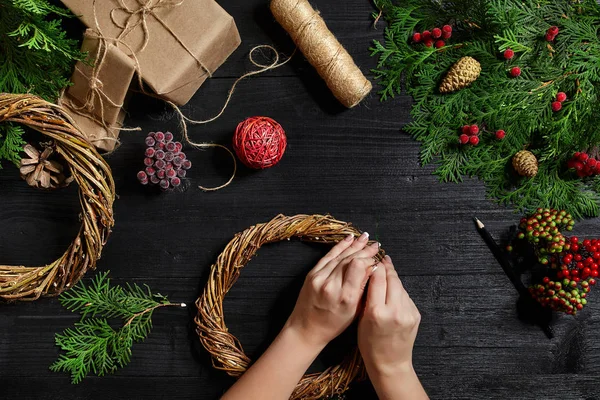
[167,44,294,191]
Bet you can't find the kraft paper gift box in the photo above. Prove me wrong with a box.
[61,0,242,106]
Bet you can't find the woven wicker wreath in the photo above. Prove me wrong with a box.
[0,93,115,301]
[195,214,385,399]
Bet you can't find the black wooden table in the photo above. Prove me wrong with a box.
[2,1,599,399]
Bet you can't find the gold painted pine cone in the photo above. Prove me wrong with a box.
[439,56,482,93]
[513,150,538,177]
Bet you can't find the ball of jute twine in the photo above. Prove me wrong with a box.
[0,93,115,301]
[195,214,385,399]
[270,0,372,108]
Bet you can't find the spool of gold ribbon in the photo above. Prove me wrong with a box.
[270,0,372,108]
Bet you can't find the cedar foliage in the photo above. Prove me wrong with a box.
[371,0,600,219]
[50,272,181,384]
[0,0,82,167]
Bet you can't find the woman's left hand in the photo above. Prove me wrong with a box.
[284,232,381,349]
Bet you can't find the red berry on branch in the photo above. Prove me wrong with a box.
[556,92,567,102]
[551,101,562,112]
[469,136,479,146]
[543,277,550,284]
[462,125,471,135]
[442,30,452,39]
[578,152,589,162]
[592,270,599,278]
[432,28,442,39]
[435,40,445,48]
[469,125,479,135]
[495,130,505,140]
[422,30,432,40]
[459,134,469,144]
[442,25,452,33]
[583,267,591,276]
[424,40,434,48]
[413,32,422,43]
[510,66,521,77]
[503,49,514,59]
[549,26,559,35]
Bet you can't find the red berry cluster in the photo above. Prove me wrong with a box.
[458,124,506,145]
[551,92,567,112]
[412,25,452,48]
[567,151,600,178]
[458,124,480,146]
[137,131,191,190]
[512,208,596,315]
[545,26,559,42]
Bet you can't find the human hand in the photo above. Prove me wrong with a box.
[284,232,381,349]
[358,255,421,377]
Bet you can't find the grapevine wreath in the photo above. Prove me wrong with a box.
[0,93,115,301]
[195,214,385,399]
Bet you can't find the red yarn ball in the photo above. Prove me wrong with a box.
[232,116,287,169]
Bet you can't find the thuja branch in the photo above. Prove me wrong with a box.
[50,271,186,383]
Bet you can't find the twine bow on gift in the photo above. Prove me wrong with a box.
[109,0,212,78]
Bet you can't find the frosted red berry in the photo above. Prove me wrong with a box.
[159,179,170,190]
[495,130,506,140]
[145,137,156,147]
[155,150,165,160]
[164,152,175,162]
[510,66,521,77]
[469,136,479,146]
[145,148,155,158]
[413,32,422,43]
[155,132,165,142]
[459,134,469,144]
[556,92,567,102]
[144,157,154,167]
[170,177,181,187]
[157,169,166,179]
[503,49,514,59]
[177,169,187,178]
[164,132,174,143]
[551,101,562,112]
[166,169,177,179]
[432,28,442,39]
[435,40,445,48]
[166,142,177,152]
[182,160,192,170]
[137,171,148,182]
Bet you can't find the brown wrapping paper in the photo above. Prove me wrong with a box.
[61,29,136,152]
[61,0,241,105]
[67,29,136,125]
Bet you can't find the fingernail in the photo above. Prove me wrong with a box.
[370,241,380,248]
[344,234,354,242]
[359,232,369,242]
[371,265,379,273]
[384,255,392,262]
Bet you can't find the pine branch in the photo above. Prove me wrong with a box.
[51,271,186,384]
[371,0,600,218]
[0,0,83,166]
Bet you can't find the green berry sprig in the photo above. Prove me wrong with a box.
[516,208,575,264]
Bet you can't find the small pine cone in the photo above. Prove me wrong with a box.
[439,56,482,93]
[19,144,72,189]
[513,150,538,177]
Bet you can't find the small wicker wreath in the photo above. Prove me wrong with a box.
[195,214,385,399]
[0,93,115,301]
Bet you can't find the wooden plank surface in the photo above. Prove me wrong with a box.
[1,0,600,398]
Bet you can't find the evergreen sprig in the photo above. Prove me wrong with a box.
[50,271,186,384]
[371,0,600,218]
[0,0,83,167]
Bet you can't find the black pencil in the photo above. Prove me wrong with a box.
[474,217,553,339]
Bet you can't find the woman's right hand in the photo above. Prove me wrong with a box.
[358,255,421,377]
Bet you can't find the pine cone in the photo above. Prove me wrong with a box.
[19,144,72,189]
[439,56,482,93]
[513,150,538,177]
